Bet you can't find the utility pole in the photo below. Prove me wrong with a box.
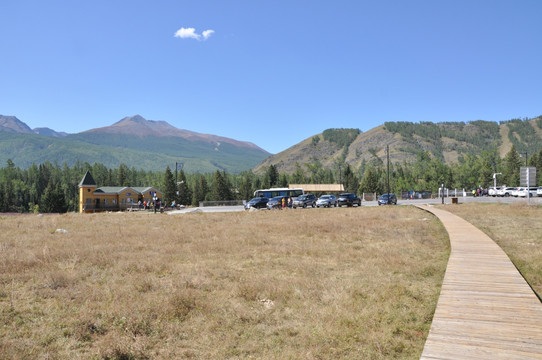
[520,152,528,167]
[175,162,184,202]
[338,164,342,191]
[386,145,390,196]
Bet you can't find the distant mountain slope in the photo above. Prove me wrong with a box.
[0,115,34,134]
[33,127,68,137]
[0,115,270,173]
[83,115,266,152]
[254,117,542,174]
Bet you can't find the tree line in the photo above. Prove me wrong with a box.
[0,144,541,213]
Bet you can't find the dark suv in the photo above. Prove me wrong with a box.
[293,193,317,208]
[337,193,361,207]
[244,197,269,210]
[377,193,397,205]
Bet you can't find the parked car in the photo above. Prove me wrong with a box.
[518,187,537,197]
[538,187,542,197]
[511,187,520,197]
[337,193,361,207]
[316,195,337,208]
[488,187,501,197]
[244,197,269,210]
[498,187,516,197]
[293,193,317,208]
[267,196,285,210]
[378,193,397,205]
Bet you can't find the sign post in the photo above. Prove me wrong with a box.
[520,167,536,205]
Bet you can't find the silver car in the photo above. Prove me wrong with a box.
[316,195,337,208]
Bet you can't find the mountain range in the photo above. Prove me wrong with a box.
[0,115,269,173]
[2,114,541,174]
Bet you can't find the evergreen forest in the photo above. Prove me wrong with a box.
[1,144,541,213]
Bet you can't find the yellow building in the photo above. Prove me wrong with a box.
[78,171,163,213]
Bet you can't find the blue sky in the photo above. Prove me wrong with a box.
[1,1,541,154]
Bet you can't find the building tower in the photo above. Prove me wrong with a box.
[78,170,97,213]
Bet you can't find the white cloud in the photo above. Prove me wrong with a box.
[202,29,215,40]
[174,27,215,41]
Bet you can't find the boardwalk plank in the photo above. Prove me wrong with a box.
[417,205,542,360]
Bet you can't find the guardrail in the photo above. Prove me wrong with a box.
[199,200,245,207]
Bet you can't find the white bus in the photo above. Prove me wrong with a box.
[253,187,304,199]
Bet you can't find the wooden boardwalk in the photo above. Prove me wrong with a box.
[417,205,542,360]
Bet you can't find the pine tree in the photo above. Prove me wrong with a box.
[192,174,209,206]
[536,149,542,186]
[118,164,128,187]
[358,165,381,194]
[266,165,279,187]
[343,165,358,193]
[279,173,289,188]
[177,169,192,206]
[163,166,176,206]
[211,170,233,201]
[238,172,254,201]
[502,145,521,186]
[40,181,67,213]
[291,163,305,184]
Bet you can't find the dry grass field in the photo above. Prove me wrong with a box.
[0,207,449,360]
[439,202,542,297]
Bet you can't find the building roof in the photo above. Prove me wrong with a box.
[95,187,136,195]
[94,187,162,196]
[133,187,161,194]
[78,170,162,195]
[79,171,97,187]
[289,184,345,192]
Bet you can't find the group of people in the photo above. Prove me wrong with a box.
[277,197,293,209]
[138,199,161,210]
[472,188,488,197]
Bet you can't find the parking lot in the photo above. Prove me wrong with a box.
[169,194,542,214]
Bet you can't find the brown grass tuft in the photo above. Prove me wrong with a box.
[0,207,450,359]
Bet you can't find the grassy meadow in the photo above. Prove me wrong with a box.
[0,206,450,359]
[439,202,542,297]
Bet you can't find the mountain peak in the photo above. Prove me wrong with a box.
[85,115,269,153]
[114,114,147,125]
[91,115,177,137]
[0,115,34,134]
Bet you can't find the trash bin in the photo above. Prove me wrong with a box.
[451,197,458,204]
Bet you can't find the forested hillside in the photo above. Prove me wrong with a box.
[256,116,542,174]
[1,143,541,213]
[383,120,501,160]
